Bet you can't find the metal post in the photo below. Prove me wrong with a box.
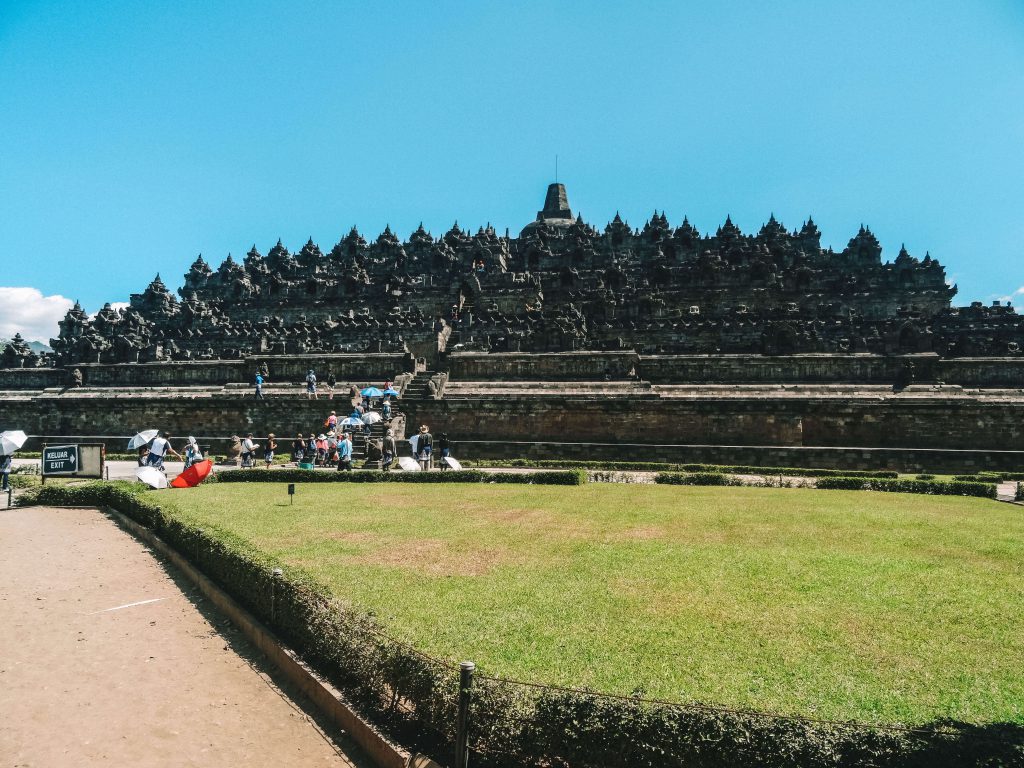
[6,487,12,509]
[454,661,475,768]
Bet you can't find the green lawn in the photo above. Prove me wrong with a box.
[157,483,1024,725]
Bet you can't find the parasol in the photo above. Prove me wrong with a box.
[170,459,213,488]
[128,429,159,449]
[0,430,27,454]
[136,466,168,489]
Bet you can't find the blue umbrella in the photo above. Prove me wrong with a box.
[360,386,384,397]
[382,388,400,397]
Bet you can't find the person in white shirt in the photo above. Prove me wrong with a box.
[147,432,182,469]
[241,433,259,468]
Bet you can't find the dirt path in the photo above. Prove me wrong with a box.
[0,506,370,767]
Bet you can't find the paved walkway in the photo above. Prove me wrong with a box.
[0,506,369,767]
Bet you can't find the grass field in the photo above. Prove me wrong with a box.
[157,483,1024,725]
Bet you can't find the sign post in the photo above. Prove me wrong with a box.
[41,443,104,483]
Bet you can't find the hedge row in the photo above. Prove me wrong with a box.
[816,477,997,498]
[218,468,588,485]
[16,483,1022,767]
[653,472,744,486]
[467,458,899,478]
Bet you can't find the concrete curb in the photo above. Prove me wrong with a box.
[102,505,412,768]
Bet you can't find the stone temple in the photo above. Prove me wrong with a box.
[1,184,1022,472]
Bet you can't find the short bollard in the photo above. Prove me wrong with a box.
[454,661,475,768]
[271,567,283,623]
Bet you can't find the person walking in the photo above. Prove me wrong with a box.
[183,437,203,469]
[305,369,318,400]
[315,434,328,466]
[437,432,451,470]
[264,433,277,468]
[381,397,392,421]
[291,433,305,464]
[325,410,338,432]
[241,433,258,468]
[337,432,353,472]
[147,431,182,470]
[306,433,317,463]
[382,429,396,472]
[417,425,433,470]
[0,452,11,492]
[254,371,265,400]
[326,370,337,399]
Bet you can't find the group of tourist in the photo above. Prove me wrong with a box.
[136,432,204,471]
[130,371,454,474]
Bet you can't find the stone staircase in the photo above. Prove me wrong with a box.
[402,371,446,400]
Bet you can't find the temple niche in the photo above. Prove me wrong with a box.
[41,183,1022,366]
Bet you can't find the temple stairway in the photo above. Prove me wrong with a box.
[401,371,441,400]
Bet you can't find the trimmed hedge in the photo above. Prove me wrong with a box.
[16,482,1023,768]
[954,472,1024,483]
[467,458,899,478]
[816,477,997,498]
[653,472,743,486]
[218,468,588,485]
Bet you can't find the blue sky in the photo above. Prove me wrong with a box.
[1,0,1022,341]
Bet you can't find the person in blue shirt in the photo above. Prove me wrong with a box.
[336,432,353,472]
[254,372,265,400]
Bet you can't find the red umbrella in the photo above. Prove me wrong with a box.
[170,459,213,488]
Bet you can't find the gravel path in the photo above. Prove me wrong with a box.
[0,506,369,767]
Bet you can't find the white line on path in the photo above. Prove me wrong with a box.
[87,597,172,615]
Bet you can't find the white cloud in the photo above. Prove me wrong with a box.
[996,286,1024,305]
[0,287,74,343]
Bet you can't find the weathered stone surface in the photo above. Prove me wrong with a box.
[30,184,1023,369]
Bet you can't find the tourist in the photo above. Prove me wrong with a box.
[348,384,359,405]
[383,379,392,391]
[417,425,433,470]
[437,432,451,469]
[326,431,339,464]
[254,371,265,400]
[241,433,258,468]
[136,445,150,467]
[147,431,181,470]
[325,410,338,432]
[316,434,328,465]
[183,436,203,469]
[305,369,318,399]
[382,397,392,421]
[306,433,317,462]
[291,433,305,463]
[326,370,336,399]
[337,432,353,472]
[264,433,277,468]
[0,452,11,492]
[382,429,396,472]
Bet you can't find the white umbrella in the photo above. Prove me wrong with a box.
[361,411,382,425]
[136,466,168,489]
[128,429,159,449]
[340,417,363,428]
[398,457,421,471]
[442,456,462,471]
[0,430,27,454]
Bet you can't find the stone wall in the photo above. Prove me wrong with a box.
[4,381,1023,474]
[637,354,938,384]
[446,351,639,380]
[3,393,405,457]
[0,353,413,390]
[444,440,1024,474]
